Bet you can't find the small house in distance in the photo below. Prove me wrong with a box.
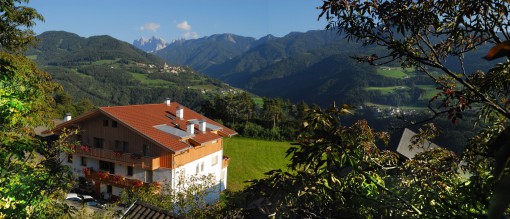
[393,128,438,160]
[48,99,237,203]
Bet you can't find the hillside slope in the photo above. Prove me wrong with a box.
[154,30,497,107]
[27,31,234,108]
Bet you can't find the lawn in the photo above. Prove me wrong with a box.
[365,86,410,95]
[376,67,412,79]
[415,84,439,100]
[129,72,173,87]
[223,137,292,191]
[252,97,264,107]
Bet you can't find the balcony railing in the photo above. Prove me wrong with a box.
[75,146,161,170]
[83,168,147,188]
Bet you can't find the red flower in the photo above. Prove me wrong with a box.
[131,180,143,187]
[82,167,91,175]
[113,151,123,157]
[112,175,124,182]
[97,171,109,180]
[80,145,90,152]
[152,182,161,188]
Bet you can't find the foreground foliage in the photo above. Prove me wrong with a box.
[244,105,495,218]
[238,0,510,218]
[0,1,74,217]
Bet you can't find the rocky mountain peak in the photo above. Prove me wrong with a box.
[133,36,170,53]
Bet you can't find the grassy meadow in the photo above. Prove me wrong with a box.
[223,137,292,191]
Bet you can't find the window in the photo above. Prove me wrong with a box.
[94,138,104,148]
[196,163,200,174]
[114,140,128,152]
[142,144,148,156]
[103,119,109,127]
[81,156,87,166]
[201,161,204,172]
[99,160,115,174]
[211,155,218,166]
[107,185,112,193]
[112,120,118,128]
[127,166,133,176]
[67,154,73,163]
[115,140,121,151]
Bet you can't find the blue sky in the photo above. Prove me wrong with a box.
[29,0,329,43]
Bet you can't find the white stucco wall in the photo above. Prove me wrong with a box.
[61,149,227,204]
[172,150,225,204]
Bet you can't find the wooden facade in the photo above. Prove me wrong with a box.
[75,114,174,169]
[173,138,223,168]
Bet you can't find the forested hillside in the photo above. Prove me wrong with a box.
[26,31,234,109]
[154,30,500,107]
[154,30,438,106]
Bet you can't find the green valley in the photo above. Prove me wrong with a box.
[26,31,235,110]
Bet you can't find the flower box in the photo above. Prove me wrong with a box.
[112,175,124,182]
[97,171,109,180]
[113,151,123,157]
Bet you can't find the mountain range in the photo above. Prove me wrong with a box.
[25,30,497,109]
[152,30,418,106]
[148,30,499,106]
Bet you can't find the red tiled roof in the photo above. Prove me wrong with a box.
[52,102,237,152]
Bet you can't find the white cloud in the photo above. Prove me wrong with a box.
[176,21,191,31]
[176,20,198,39]
[182,31,199,39]
[139,23,160,32]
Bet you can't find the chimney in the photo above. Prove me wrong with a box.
[176,106,184,120]
[187,122,195,135]
[199,119,207,133]
[165,97,171,106]
[64,113,72,122]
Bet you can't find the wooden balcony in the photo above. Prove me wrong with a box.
[84,169,146,188]
[75,146,161,170]
[222,155,230,168]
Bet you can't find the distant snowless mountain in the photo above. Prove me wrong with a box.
[133,36,170,53]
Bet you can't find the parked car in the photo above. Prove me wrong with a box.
[81,195,105,209]
[65,193,83,202]
[65,193,105,209]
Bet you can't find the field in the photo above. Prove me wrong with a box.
[365,86,410,95]
[375,67,413,79]
[415,85,439,100]
[223,137,292,191]
[129,72,173,87]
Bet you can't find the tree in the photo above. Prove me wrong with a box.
[242,2,510,218]
[0,1,74,217]
[0,0,43,53]
[262,98,284,129]
[316,1,510,217]
[244,105,492,218]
